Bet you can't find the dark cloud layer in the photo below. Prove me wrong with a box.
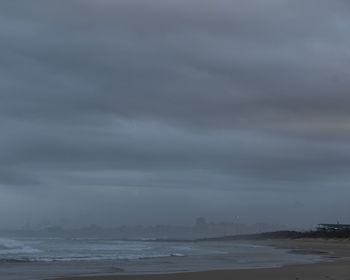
[1,0,350,227]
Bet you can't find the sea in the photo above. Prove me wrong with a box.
[0,237,324,280]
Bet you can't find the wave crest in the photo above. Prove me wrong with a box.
[0,238,41,255]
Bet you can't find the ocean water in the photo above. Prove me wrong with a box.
[0,237,189,262]
[0,237,323,280]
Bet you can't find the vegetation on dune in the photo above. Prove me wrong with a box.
[197,229,350,241]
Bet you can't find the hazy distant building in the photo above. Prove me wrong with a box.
[195,217,207,227]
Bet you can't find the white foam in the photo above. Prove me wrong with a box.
[0,238,189,263]
[0,238,41,255]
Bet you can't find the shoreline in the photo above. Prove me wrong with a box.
[52,238,350,280]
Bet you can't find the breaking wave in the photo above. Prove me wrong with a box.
[0,237,186,263]
[0,238,41,255]
[0,253,185,263]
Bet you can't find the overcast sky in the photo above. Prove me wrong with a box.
[1,0,350,229]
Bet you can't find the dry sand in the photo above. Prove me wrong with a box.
[54,239,350,280]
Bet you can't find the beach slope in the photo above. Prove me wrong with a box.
[55,239,350,280]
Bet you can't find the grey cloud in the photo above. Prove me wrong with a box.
[1,0,349,131]
[0,0,350,227]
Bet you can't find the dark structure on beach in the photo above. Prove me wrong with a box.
[317,224,350,232]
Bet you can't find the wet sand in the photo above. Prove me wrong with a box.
[54,239,350,280]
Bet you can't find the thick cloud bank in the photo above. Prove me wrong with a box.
[0,0,349,227]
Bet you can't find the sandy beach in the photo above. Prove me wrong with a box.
[54,239,350,280]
